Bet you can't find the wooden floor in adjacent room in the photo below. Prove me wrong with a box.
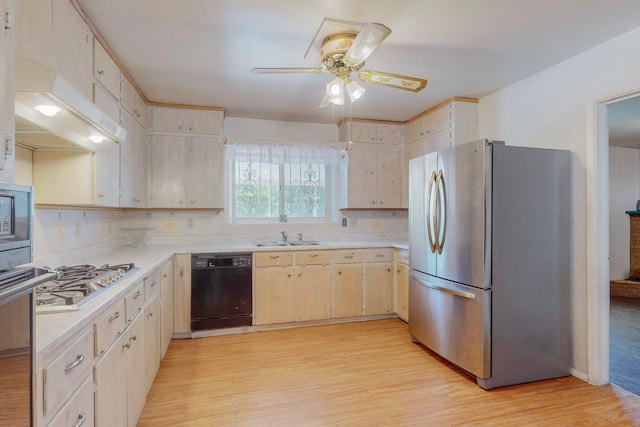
[138,318,640,426]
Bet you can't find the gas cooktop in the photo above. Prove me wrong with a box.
[35,263,136,314]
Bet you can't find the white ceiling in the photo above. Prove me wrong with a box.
[76,0,640,126]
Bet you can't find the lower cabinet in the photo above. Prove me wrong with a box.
[363,249,394,315]
[294,265,331,322]
[173,253,191,336]
[160,257,174,357]
[332,250,364,318]
[94,312,145,427]
[394,249,409,321]
[144,291,161,394]
[254,266,295,325]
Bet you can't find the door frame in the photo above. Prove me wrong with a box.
[587,89,640,385]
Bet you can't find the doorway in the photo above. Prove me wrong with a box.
[607,95,640,396]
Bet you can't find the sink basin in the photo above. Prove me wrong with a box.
[254,241,324,247]
[254,241,290,247]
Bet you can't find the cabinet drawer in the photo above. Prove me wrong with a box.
[125,280,145,322]
[144,269,161,299]
[363,248,392,263]
[42,330,93,418]
[295,250,331,265]
[254,252,293,267]
[333,250,363,264]
[95,300,126,356]
[47,376,94,427]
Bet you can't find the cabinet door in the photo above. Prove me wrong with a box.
[254,267,295,325]
[376,124,402,144]
[347,143,377,208]
[51,0,92,98]
[395,262,409,321]
[150,135,187,207]
[405,131,451,160]
[294,266,331,321]
[375,145,401,207]
[350,122,377,143]
[126,314,146,427]
[93,82,120,124]
[173,254,191,335]
[160,258,174,358]
[364,262,393,315]
[185,137,222,207]
[94,137,121,206]
[152,107,186,133]
[145,294,161,394]
[94,332,127,427]
[120,108,137,207]
[333,264,363,318]
[121,77,147,128]
[187,109,223,134]
[93,39,120,98]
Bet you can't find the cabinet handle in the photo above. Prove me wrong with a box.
[133,197,141,202]
[180,265,184,277]
[131,335,137,342]
[309,254,319,258]
[375,254,384,258]
[72,413,87,427]
[123,341,131,349]
[338,271,342,275]
[64,354,85,372]
[151,279,159,287]
[179,200,184,205]
[189,200,195,205]
[133,290,142,299]
[269,255,280,259]
[98,69,104,75]
[178,125,184,130]
[287,273,292,278]
[109,311,120,322]
[97,193,104,198]
[189,126,195,131]
[344,255,354,260]
[387,268,391,272]
[148,312,154,318]
[163,273,168,278]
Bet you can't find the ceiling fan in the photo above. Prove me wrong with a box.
[251,19,428,108]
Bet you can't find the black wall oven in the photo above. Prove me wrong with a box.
[191,253,253,331]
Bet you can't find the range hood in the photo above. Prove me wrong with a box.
[14,56,127,151]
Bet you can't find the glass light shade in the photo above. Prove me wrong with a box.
[346,80,366,102]
[326,77,345,105]
[34,104,61,117]
[88,135,105,143]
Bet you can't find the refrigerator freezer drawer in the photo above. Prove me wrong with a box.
[409,270,490,379]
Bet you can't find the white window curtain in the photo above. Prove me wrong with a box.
[225,136,345,165]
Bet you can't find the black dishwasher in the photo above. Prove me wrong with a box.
[191,253,253,331]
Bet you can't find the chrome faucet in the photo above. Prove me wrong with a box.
[297,233,303,242]
[280,230,287,242]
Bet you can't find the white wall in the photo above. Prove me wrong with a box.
[225,117,337,141]
[609,146,640,280]
[479,26,640,376]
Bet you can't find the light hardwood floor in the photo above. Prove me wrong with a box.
[139,319,640,426]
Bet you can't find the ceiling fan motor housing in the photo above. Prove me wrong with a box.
[320,33,357,71]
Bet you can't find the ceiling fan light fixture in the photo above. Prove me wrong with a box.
[326,77,345,105]
[346,79,366,102]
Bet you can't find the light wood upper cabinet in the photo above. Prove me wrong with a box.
[151,106,223,135]
[94,134,121,206]
[121,77,148,128]
[0,0,13,173]
[93,38,121,98]
[340,120,402,144]
[120,107,149,207]
[345,143,401,208]
[51,0,92,98]
[150,134,222,208]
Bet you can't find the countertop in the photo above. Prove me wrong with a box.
[34,240,408,359]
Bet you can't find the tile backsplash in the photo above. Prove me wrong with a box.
[33,209,408,266]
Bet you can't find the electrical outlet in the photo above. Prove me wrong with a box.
[371,218,382,231]
[342,218,347,227]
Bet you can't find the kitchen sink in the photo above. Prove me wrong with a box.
[254,241,290,247]
[254,241,323,247]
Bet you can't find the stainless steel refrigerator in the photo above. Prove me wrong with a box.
[408,139,571,389]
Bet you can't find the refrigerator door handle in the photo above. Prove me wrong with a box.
[414,277,476,300]
[426,170,437,253]
[434,169,446,254]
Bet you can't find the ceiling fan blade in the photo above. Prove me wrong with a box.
[358,70,427,92]
[342,23,391,67]
[251,67,327,74]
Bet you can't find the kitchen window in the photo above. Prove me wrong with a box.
[226,137,344,222]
